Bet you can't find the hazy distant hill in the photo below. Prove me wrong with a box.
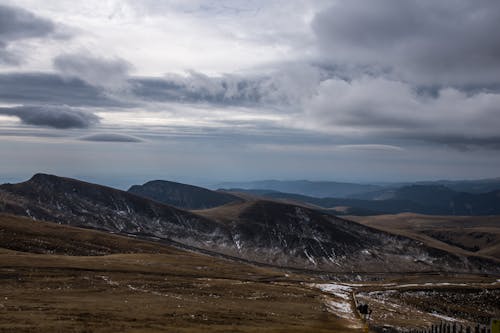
[452,190,500,215]
[351,179,500,200]
[215,180,381,198]
[227,185,500,216]
[129,180,241,210]
[417,178,500,194]
[224,189,441,215]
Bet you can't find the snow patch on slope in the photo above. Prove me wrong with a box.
[311,283,361,328]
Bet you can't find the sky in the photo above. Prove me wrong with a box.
[1,0,500,188]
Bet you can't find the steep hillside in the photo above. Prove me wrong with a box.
[195,201,498,273]
[0,213,177,255]
[128,180,241,209]
[0,174,231,250]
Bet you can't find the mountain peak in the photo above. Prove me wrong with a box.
[29,173,59,182]
[128,179,241,210]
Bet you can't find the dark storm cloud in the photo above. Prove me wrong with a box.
[0,73,129,107]
[0,4,56,64]
[80,133,142,143]
[312,0,500,86]
[0,105,100,129]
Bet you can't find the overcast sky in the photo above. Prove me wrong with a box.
[1,0,500,188]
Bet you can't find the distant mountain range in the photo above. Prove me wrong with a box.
[1,173,497,274]
[215,180,381,198]
[217,178,500,199]
[224,185,500,216]
[219,179,500,216]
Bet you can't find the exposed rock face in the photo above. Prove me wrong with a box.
[128,180,241,210]
[0,174,497,274]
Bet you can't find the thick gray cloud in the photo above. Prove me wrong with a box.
[54,53,132,91]
[133,65,322,107]
[0,105,100,129]
[312,0,500,87]
[304,76,500,149]
[80,133,142,143]
[0,4,55,64]
[0,73,129,107]
[302,0,500,150]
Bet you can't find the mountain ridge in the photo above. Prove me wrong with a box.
[1,173,498,274]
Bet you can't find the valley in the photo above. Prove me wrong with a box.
[0,175,499,332]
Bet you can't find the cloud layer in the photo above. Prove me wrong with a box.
[0,105,100,129]
[54,53,132,91]
[1,1,500,181]
[80,133,142,142]
[304,76,500,149]
[0,4,55,64]
[313,0,500,87]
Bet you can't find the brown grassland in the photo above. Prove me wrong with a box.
[0,214,357,333]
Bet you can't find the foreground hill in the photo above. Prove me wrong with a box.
[0,214,353,333]
[128,179,241,209]
[1,174,498,274]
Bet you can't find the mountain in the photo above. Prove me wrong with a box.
[215,180,381,198]
[0,174,497,274]
[128,180,241,210]
[0,173,230,250]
